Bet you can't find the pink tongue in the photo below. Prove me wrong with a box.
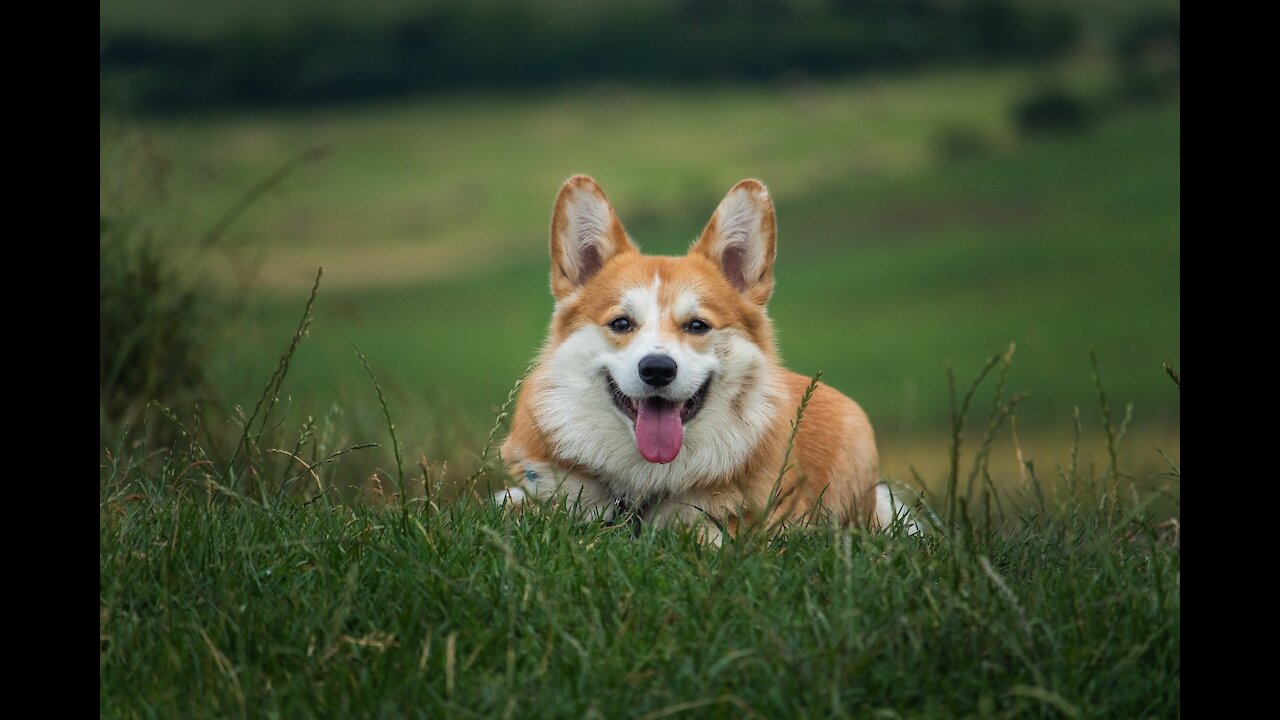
[635,398,684,464]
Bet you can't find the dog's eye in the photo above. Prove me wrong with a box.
[686,319,711,334]
[608,316,634,333]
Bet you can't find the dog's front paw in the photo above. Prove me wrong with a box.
[492,485,529,506]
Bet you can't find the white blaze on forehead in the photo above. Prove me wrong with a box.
[621,281,661,326]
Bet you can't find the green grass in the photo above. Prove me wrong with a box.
[100,388,1179,718]
[99,500,1180,718]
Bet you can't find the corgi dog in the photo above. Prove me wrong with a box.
[496,175,915,541]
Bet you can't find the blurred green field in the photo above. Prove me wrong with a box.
[106,63,1178,482]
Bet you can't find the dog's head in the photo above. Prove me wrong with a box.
[531,175,783,484]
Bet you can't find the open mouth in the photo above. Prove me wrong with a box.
[607,374,711,464]
[607,375,710,424]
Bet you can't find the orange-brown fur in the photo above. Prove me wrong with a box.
[499,175,881,538]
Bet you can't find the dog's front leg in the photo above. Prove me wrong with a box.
[646,490,750,546]
[493,461,615,521]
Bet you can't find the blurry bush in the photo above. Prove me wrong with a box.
[1115,12,1180,103]
[100,0,1079,112]
[1012,85,1095,137]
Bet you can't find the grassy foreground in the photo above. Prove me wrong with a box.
[100,486,1179,718]
[100,365,1179,717]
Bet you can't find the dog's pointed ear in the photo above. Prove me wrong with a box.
[690,179,777,305]
[549,175,637,300]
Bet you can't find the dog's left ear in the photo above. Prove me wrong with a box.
[690,179,777,305]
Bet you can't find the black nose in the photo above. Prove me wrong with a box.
[638,354,678,387]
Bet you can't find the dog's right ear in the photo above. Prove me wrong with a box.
[549,175,637,300]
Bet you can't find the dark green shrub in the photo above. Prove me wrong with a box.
[1013,85,1095,137]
